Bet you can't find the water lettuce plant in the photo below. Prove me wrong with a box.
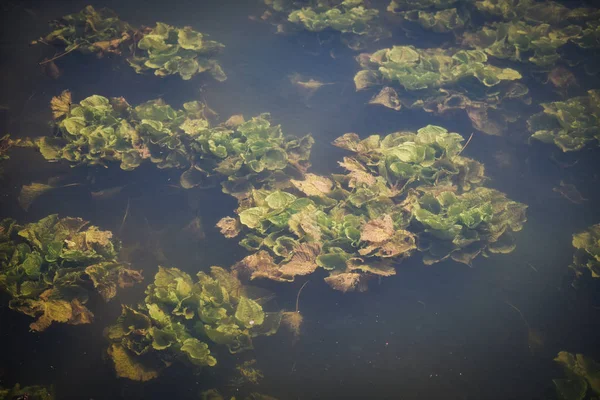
[354,45,528,135]
[221,125,526,291]
[287,0,379,36]
[569,223,600,283]
[462,21,585,69]
[105,266,282,381]
[394,8,468,33]
[28,91,312,194]
[527,90,600,152]
[260,0,388,49]
[0,215,142,331]
[554,351,600,400]
[0,384,54,400]
[473,0,600,25]
[36,6,226,81]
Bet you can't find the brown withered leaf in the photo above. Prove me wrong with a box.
[216,216,241,238]
[332,133,360,152]
[376,230,416,258]
[324,272,364,293]
[233,251,293,282]
[360,214,394,243]
[290,173,333,196]
[368,87,402,111]
[224,114,245,127]
[338,157,376,187]
[279,243,321,277]
[347,258,396,277]
[50,90,72,120]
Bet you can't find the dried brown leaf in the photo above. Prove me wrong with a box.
[290,173,333,196]
[216,216,241,238]
[360,214,394,243]
[279,243,321,277]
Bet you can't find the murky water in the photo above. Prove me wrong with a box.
[1,1,600,399]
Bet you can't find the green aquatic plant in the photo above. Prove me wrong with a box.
[0,384,54,400]
[221,125,525,290]
[354,45,528,135]
[287,0,379,36]
[0,215,142,331]
[260,0,388,50]
[387,0,463,12]
[25,91,312,194]
[462,21,585,68]
[395,8,468,33]
[569,223,600,283]
[35,6,225,81]
[105,266,282,381]
[554,351,600,400]
[473,0,600,25]
[527,90,600,152]
[403,186,527,265]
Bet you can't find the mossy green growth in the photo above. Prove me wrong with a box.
[105,266,282,381]
[527,90,600,152]
[37,6,225,81]
[32,91,312,194]
[0,215,141,331]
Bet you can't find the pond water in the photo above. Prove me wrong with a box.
[1,1,600,399]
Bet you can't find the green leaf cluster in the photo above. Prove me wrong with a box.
[473,0,600,25]
[260,0,388,50]
[404,186,527,265]
[569,223,600,283]
[106,266,281,381]
[554,351,600,400]
[221,125,526,291]
[36,92,313,194]
[126,22,226,81]
[39,6,225,81]
[288,0,379,35]
[527,90,600,152]
[354,45,528,135]
[462,21,585,68]
[0,215,141,331]
[354,45,522,91]
[0,383,54,400]
[396,8,468,33]
[387,0,463,12]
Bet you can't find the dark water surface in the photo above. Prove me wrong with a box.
[1,1,600,399]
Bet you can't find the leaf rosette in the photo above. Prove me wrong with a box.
[0,215,142,331]
[105,266,282,381]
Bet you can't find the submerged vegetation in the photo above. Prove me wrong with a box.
[259,0,389,49]
[21,91,312,194]
[1,0,600,398]
[569,223,600,284]
[105,266,281,381]
[35,6,226,81]
[354,45,530,135]
[0,215,141,331]
[221,125,526,291]
[0,384,54,400]
[554,352,600,400]
[528,90,600,152]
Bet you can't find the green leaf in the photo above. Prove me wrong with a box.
[235,297,265,328]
